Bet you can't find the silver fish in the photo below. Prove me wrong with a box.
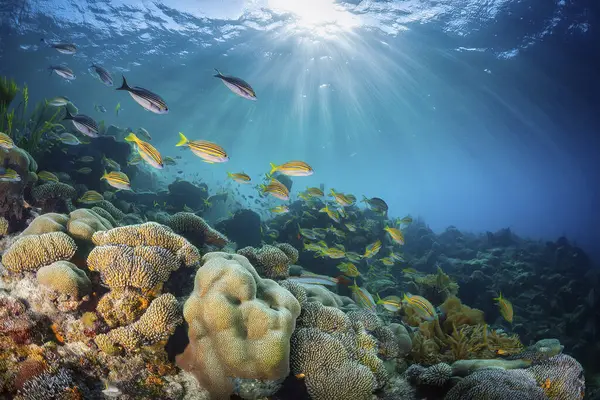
[94,104,107,113]
[63,109,99,138]
[116,75,168,114]
[90,64,113,86]
[41,38,77,54]
[214,69,256,101]
[57,132,81,145]
[48,96,71,107]
[49,65,75,80]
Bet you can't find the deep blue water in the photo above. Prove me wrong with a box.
[1,0,599,258]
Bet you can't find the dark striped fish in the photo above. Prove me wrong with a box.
[116,75,168,114]
[90,64,113,86]
[124,132,163,169]
[176,132,228,163]
[214,69,256,101]
[63,109,99,138]
[41,38,77,54]
[362,196,388,213]
[49,65,75,80]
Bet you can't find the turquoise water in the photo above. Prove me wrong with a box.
[0,0,597,253]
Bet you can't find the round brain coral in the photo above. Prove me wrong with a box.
[36,261,91,299]
[166,212,229,248]
[66,208,113,241]
[237,244,292,279]
[20,213,69,236]
[1,231,77,273]
[93,200,125,221]
[275,243,299,264]
[176,252,301,400]
[31,182,77,212]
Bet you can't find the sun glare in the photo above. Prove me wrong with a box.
[267,0,359,35]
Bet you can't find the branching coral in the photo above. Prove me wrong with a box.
[1,231,77,273]
[176,252,300,400]
[413,266,459,305]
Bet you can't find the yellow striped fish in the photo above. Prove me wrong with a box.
[350,281,376,311]
[125,132,163,169]
[102,155,121,171]
[337,262,360,277]
[101,170,131,191]
[376,294,402,312]
[384,226,405,245]
[38,171,59,182]
[364,240,382,258]
[78,190,104,204]
[494,293,514,323]
[319,204,340,223]
[402,293,437,321]
[0,132,15,150]
[76,167,92,174]
[330,189,354,207]
[0,168,20,182]
[176,132,228,163]
[269,161,313,177]
[262,178,289,200]
[307,187,324,197]
[270,205,289,214]
[227,172,251,183]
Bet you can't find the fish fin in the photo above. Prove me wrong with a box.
[116,75,130,91]
[335,275,351,286]
[63,108,74,120]
[213,68,223,77]
[124,132,138,143]
[176,132,188,147]
[269,162,278,176]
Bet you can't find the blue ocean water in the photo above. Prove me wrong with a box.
[0,0,598,257]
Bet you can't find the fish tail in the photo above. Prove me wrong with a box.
[124,132,138,143]
[213,68,222,77]
[100,169,107,180]
[269,162,278,176]
[176,132,188,147]
[116,75,130,91]
[63,108,74,120]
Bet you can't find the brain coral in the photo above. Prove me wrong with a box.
[1,231,77,272]
[20,213,69,236]
[94,293,181,354]
[31,182,77,212]
[66,208,113,241]
[237,244,293,279]
[529,354,585,400]
[176,252,301,400]
[166,212,229,248]
[36,261,91,299]
[93,200,125,221]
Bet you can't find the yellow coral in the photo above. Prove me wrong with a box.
[176,252,300,399]
[21,213,69,236]
[96,289,151,328]
[439,296,485,333]
[166,212,229,248]
[90,206,118,227]
[36,261,91,299]
[1,231,77,272]
[414,266,459,304]
[0,216,8,236]
[66,208,113,241]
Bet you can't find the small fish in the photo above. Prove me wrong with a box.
[214,68,257,101]
[37,171,59,182]
[298,225,318,240]
[76,167,92,174]
[0,168,21,182]
[330,189,354,207]
[125,132,163,169]
[63,109,99,138]
[317,247,346,259]
[337,262,360,277]
[77,156,94,163]
[398,215,413,225]
[78,190,104,204]
[364,240,382,258]
[269,161,314,177]
[362,196,388,214]
[302,211,317,220]
[390,252,405,263]
[380,257,394,266]
[90,64,113,86]
[136,127,152,141]
[376,294,402,312]
[271,205,289,214]
[127,153,142,165]
[176,132,228,163]
[163,156,177,166]
[287,274,346,287]
[94,104,107,113]
[344,223,357,232]
[494,292,514,323]
[57,132,81,145]
[101,379,122,398]
[0,132,15,150]
[295,373,305,380]
[116,75,168,114]
[227,172,251,183]
[402,268,417,275]
[384,226,405,245]
[48,96,71,107]
[48,65,75,80]
[262,178,290,201]
[402,293,437,321]
[350,281,376,311]
[306,187,324,197]
[319,204,340,223]
[115,102,121,116]
[102,155,121,171]
[101,170,131,191]
[346,252,363,263]
[41,38,76,54]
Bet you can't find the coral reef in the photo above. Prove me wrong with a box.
[2,231,77,272]
[176,252,300,399]
[237,244,296,279]
[163,212,229,248]
[36,261,91,300]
